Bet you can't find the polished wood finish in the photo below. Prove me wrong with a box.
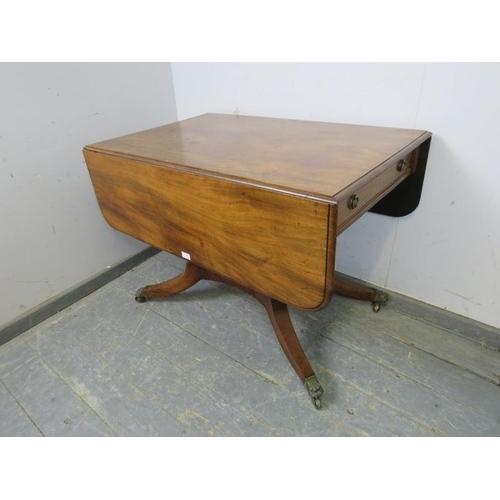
[86,113,431,202]
[334,275,379,302]
[135,262,202,301]
[370,136,432,217]
[335,276,379,302]
[333,275,389,313]
[84,114,431,311]
[135,260,324,408]
[336,150,415,234]
[83,113,432,408]
[84,150,333,310]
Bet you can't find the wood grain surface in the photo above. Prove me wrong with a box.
[86,113,430,200]
[336,150,415,233]
[84,114,431,310]
[84,150,335,310]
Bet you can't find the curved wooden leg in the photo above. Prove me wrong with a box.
[334,275,388,312]
[135,261,202,302]
[258,296,324,409]
[135,260,324,408]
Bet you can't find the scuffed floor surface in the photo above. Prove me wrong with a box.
[1,252,499,436]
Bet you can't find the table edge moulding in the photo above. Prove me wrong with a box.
[83,113,432,409]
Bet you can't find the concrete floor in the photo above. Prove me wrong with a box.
[1,251,499,436]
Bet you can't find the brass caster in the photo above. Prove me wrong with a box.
[371,291,388,313]
[304,375,324,410]
[135,287,148,303]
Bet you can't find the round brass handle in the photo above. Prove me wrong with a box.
[397,159,406,172]
[348,194,359,210]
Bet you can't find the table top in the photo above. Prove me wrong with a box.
[84,114,432,309]
[86,113,429,201]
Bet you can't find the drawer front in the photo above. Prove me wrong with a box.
[336,151,415,233]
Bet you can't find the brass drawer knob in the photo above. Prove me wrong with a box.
[348,194,359,210]
[397,159,406,172]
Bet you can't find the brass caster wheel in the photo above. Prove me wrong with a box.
[371,291,388,313]
[304,375,324,410]
[135,287,148,303]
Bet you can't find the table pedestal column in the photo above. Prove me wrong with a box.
[135,261,388,409]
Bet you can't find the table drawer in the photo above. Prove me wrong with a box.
[336,150,415,233]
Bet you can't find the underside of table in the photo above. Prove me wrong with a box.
[134,261,388,409]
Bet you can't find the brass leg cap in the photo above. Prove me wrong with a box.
[372,291,389,313]
[304,375,324,410]
[135,287,148,303]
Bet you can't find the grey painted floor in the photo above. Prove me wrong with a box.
[1,252,499,437]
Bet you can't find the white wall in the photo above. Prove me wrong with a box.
[171,63,500,329]
[0,63,177,327]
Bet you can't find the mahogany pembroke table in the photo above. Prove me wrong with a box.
[83,114,432,409]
